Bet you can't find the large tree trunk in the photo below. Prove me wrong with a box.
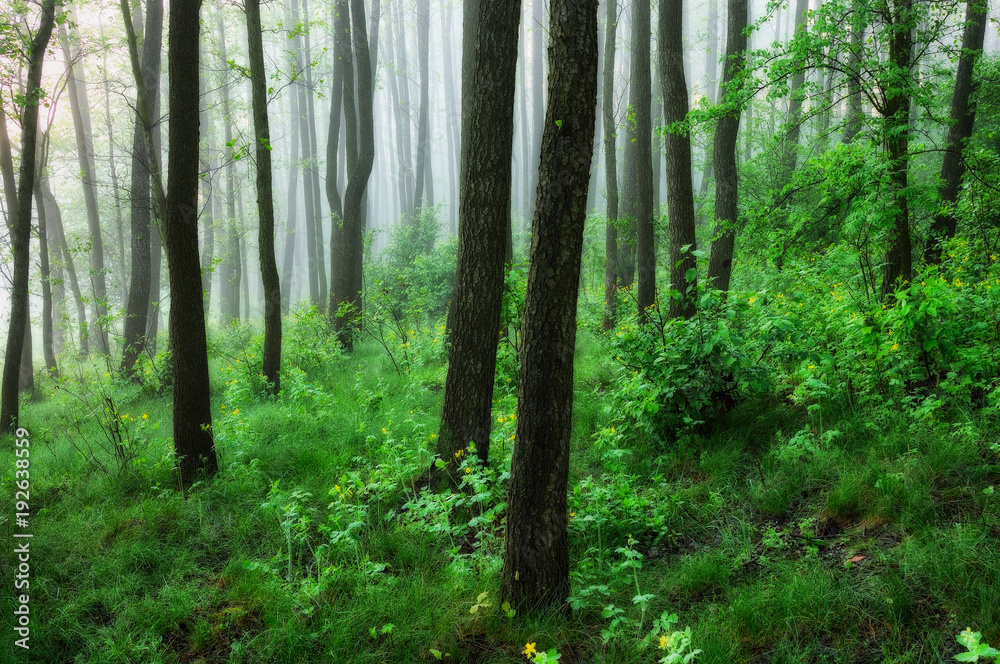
[59,19,111,356]
[661,0,698,317]
[246,0,282,394]
[602,0,620,330]
[334,0,375,348]
[631,0,656,317]
[501,0,599,614]
[164,0,218,485]
[435,0,520,471]
[923,0,987,264]
[879,0,913,298]
[0,0,54,435]
[706,0,748,293]
[120,0,163,376]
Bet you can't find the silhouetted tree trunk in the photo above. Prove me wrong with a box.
[245,0,282,394]
[924,0,986,264]
[501,0,598,614]
[707,0,748,293]
[661,0,698,317]
[334,0,375,347]
[1,0,54,435]
[879,0,913,297]
[602,0,620,330]
[164,0,218,484]
[435,0,520,471]
[60,18,110,356]
[121,0,163,376]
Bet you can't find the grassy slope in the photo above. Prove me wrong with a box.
[4,328,1000,664]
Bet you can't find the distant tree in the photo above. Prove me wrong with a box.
[602,0,620,330]
[501,0,599,613]
[630,0,656,319]
[163,0,218,484]
[412,0,432,217]
[435,0,520,471]
[0,0,55,435]
[217,16,242,326]
[120,0,163,377]
[246,0,283,395]
[325,0,348,316]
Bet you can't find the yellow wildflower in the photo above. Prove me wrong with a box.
[523,643,537,659]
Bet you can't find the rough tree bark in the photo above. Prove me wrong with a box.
[1,0,55,435]
[923,0,987,264]
[501,0,599,614]
[661,0,698,318]
[631,0,655,317]
[435,0,520,470]
[164,0,218,484]
[706,0,748,293]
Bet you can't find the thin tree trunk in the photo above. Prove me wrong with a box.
[1,0,54,435]
[334,0,375,347]
[781,0,810,177]
[283,83,301,314]
[40,178,88,356]
[527,0,546,223]
[60,19,110,355]
[100,26,128,308]
[602,0,620,330]
[706,0,748,293]
[392,0,414,217]
[200,38,215,316]
[412,0,431,219]
[121,0,163,376]
[326,0,348,315]
[302,0,328,311]
[436,0,520,470]
[923,0,986,264]
[218,15,241,325]
[33,168,58,377]
[631,0,655,317]
[442,2,460,234]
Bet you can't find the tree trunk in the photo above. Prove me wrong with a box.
[165,0,218,485]
[303,0,328,311]
[59,18,111,356]
[326,0,348,314]
[698,0,719,198]
[879,0,913,298]
[781,0,810,177]
[631,0,655,317]
[442,2,461,234]
[200,38,215,316]
[602,0,620,330]
[527,0,546,224]
[706,0,748,293]
[501,0,599,614]
[40,178,88,356]
[101,28,129,308]
[411,0,431,220]
[392,0,415,216]
[218,16,241,325]
[923,0,986,264]
[1,0,54,435]
[283,80,302,314]
[121,0,163,376]
[33,153,58,377]
[661,0,698,318]
[435,0,520,471]
[245,0,282,393]
[333,0,375,347]
[843,15,865,143]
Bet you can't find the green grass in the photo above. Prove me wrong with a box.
[4,322,1000,664]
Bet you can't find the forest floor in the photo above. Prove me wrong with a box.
[6,323,1000,664]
